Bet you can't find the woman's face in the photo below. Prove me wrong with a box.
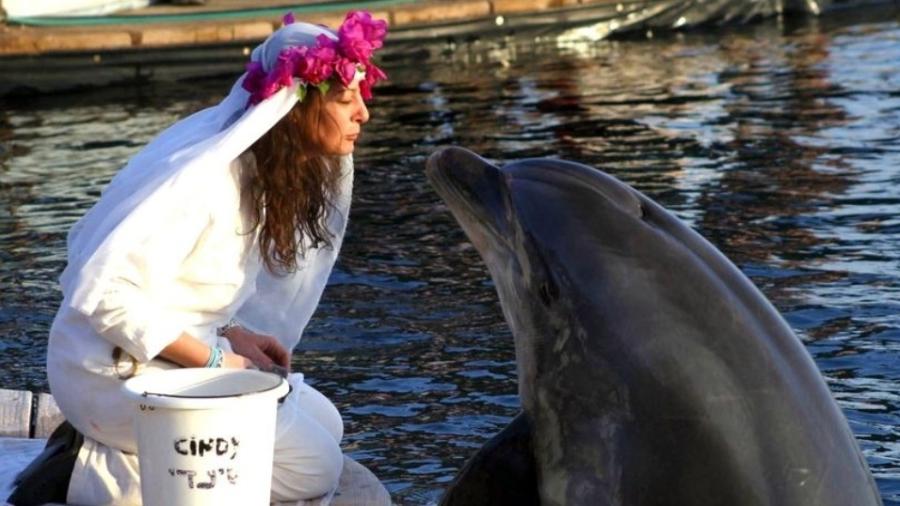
[319,75,370,155]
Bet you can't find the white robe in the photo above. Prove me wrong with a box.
[47,153,352,504]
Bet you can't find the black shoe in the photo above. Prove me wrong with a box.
[6,421,83,506]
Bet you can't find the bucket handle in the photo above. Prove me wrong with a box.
[278,382,292,405]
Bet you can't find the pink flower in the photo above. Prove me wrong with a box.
[335,58,358,86]
[267,51,296,88]
[344,11,387,45]
[301,40,337,84]
[338,11,387,61]
[360,62,387,100]
[340,37,375,63]
[242,10,388,107]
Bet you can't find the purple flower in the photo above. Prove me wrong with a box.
[259,74,286,102]
[282,12,295,25]
[315,33,337,53]
[242,61,268,104]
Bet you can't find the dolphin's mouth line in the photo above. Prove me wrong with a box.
[426,148,516,252]
[431,172,512,253]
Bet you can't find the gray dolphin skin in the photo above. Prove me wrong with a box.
[426,146,882,506]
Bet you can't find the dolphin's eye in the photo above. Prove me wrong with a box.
[538,279,559,306]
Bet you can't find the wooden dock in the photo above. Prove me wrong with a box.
[0,389,391,506]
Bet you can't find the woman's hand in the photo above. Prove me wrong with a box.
[222,326,291,372]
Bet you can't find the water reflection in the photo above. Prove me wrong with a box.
[1,9,899,505]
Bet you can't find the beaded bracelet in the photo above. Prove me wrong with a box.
[205,346,224,368]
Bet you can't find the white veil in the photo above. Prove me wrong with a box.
[59,21,353,350]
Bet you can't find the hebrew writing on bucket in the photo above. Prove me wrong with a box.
[167,435,242,490]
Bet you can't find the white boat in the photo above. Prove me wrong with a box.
[1,0,150,18]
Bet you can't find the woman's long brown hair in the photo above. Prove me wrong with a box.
[246,88,343,274]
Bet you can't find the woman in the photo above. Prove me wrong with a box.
[8,11,387,506]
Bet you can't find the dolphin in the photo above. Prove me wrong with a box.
[426,146,882,506]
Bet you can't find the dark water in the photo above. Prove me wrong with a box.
[2,7,900,505]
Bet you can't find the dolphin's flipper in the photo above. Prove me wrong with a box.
[440,412,539,506]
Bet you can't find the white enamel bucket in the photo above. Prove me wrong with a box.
[122,368,289,506]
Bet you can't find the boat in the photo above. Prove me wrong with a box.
[1,0,151,19]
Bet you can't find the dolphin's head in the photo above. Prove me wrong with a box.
[428,146,879,506]
[426,146,752,412]
[427,147,648,404]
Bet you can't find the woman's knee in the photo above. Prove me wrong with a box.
[294,382,344,443]
[272,434,343,500]
[317,439,344,491]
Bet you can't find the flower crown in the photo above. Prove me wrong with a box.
[242,11,388,107]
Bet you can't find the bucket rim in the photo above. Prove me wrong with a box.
[122,368,290,409]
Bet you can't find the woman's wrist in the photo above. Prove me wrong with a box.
[160,332,221,368]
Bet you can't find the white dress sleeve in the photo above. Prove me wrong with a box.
[84,198,214,363]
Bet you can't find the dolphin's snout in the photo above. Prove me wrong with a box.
[426,146,514,245]
[426,147,497,187]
